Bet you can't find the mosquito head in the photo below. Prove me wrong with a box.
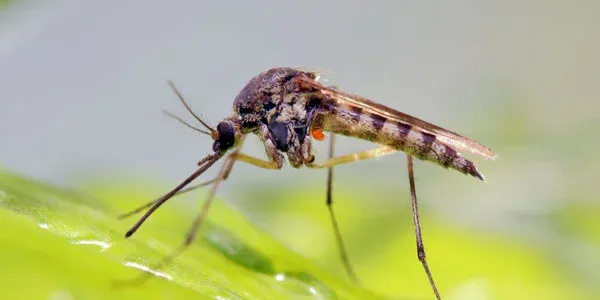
[212,117,242,153]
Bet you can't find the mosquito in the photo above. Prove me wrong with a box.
[119,67,496,299]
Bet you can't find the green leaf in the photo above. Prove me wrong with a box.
[0,170,383,300]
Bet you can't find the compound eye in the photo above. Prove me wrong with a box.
[215,122,236,151]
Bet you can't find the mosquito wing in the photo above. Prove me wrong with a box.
[297,75,497,160]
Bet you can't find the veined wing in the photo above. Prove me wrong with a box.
[297,75,497,160]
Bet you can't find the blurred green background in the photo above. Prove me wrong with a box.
[1,1,598,300]
[0,1,10,10]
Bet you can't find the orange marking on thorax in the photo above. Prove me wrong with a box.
[311,128,326,141]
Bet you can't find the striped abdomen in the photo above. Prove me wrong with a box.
[313,102,484,180]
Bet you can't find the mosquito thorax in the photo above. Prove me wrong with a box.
[233,67,317,129]
[212,118,242,153]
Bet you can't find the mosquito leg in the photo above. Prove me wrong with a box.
[120,146,284,285]
[306,146,396,169]
[117,156,233,287]
[120,146,281,222]
[123,153,223,238]
[158,150,282,250]
[407,155,441,300]
[230,152,281,169]
[118,146,244,220]
[220,125,283,171]
[117,178,217,219]
[180,151,283,255]
[325,134,359,283]
[118,153,278,219]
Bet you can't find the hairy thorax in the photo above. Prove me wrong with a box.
[232,67,321,167]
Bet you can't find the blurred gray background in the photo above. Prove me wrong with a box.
[1,1,600,298]
[1,0,599,227]
[2,0,599,236]
[1,0,595,183]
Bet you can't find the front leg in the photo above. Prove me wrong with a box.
[227,124,285,170]
[306,146,396,169]
[258,124,285,169]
